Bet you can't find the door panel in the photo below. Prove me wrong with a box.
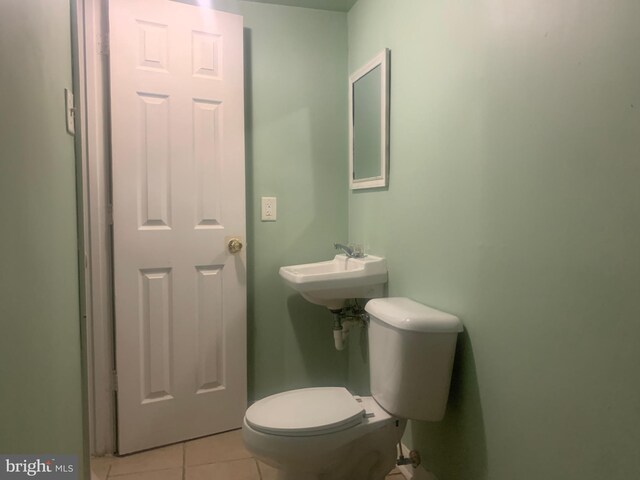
[109,0,246,454]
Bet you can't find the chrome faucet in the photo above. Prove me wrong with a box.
[334,243,365,258]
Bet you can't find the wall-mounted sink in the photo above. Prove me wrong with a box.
[279,254,387,310]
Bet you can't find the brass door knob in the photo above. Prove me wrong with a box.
[228,238,243,254]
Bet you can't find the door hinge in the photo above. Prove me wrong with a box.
[65,88,75,136]
[111,370,118,392]
[106,204,113,225]
[98,32,110,56]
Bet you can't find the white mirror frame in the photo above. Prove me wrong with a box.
[349,48,390,190]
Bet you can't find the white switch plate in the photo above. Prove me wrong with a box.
[261,196,277,221]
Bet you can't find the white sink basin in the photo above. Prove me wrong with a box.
[279,254,387,310]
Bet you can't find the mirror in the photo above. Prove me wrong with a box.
[349,49,389,190]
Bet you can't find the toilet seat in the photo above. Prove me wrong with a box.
[245,387,365,437]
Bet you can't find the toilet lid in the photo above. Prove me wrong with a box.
[245,387,365,436]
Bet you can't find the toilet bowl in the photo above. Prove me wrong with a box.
[242,298,463,480]
[242,388,405,480]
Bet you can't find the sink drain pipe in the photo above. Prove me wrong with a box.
[332,316,355,351]
[331,305,368,351]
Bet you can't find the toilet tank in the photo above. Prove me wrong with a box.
[365,297,463,421]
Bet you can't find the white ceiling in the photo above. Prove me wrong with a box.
[245,0,358,13]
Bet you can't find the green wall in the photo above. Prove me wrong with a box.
[0,0,86,475]
[242,3,350,400]
[192,0,350,400]
[6,3,637,479]
[347,0,640,479]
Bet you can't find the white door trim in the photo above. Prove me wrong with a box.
[76,0,116,456]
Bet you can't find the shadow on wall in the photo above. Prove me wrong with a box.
[287,295,349,389]
[244,26,257,400]
[411,330,488,480]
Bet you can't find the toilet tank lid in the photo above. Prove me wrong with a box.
[365,297,463,333]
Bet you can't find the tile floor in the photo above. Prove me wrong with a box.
[91,429,404,480]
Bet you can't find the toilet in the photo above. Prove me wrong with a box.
[242,297,463,480]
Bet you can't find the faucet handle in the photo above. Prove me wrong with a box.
[351,243,365,258]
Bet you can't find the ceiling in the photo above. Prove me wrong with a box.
[246,0,358,13]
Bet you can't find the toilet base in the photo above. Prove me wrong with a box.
[243,396,406,480]
[273,468,394,480]
[276,455,395,480]
[267,444,398,480]
[248,416,405,480]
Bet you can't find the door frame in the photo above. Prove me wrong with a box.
[75,0,117,455]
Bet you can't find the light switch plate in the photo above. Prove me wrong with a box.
[261,196,276,221]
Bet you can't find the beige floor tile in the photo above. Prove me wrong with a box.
[186,458,259,480]
[107,467,182,480]
[256,460,279,480]
[185,429,252,466]
[90,456,113,480]
[108,444,183,476]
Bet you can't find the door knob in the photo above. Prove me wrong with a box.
[228,238,243,254]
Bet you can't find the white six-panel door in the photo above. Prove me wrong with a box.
[109,0,246,454]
